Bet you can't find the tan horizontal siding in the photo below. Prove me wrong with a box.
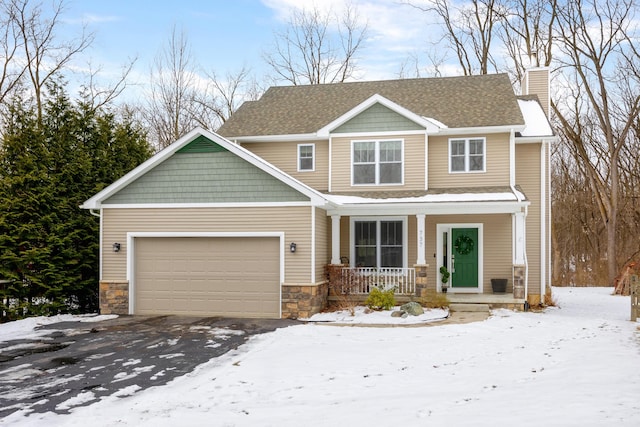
[516,143,542,296]
[426,214,512,293]
[331,133,426,192]
[428,133,510,188]
[526,69,549,117]
[242,140,329,191]
[102,206,313,284]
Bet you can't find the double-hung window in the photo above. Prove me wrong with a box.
[352,139,403,185]
[353,218,405,268]
[449,137,485,173]
[298,144,315,172]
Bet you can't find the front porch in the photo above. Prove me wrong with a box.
[330,266,527,311]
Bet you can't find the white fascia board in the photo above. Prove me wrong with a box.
[325,201,529,217]
[515,135,558,144]
[329,129,427,138]
[436,125,526,136]
[231,133,323,143]
[82,127,329,209]
[317,94,441,137]
[100,201,314,209]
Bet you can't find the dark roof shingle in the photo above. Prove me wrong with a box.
[218,74,523,138]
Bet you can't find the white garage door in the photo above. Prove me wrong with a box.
[134,237,280,318]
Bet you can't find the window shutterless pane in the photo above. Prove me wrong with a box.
[379,162,401,184]
[451,156,465,172]
[381,247,403,268]
[469,139,483,154]
[353,164,375,184]
[379,140,401,161]
[451,140,466,155]
[469,154,483,171]
[353,141,375,162]
[298,145,314,170]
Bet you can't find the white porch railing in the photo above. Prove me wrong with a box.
[341,267,416,295]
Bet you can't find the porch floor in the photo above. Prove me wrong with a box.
[446,293,526,311]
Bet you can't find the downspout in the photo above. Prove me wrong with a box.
[523,206,529,308]
[328,135,333,192]
[540,141,547,301]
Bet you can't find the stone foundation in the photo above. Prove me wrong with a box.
[281,282,329,319]
[99,281,129,315]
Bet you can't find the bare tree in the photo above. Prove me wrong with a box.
[551,0,640,287]
[79,60,137,113]
[203,66,262,127]
[0,0,27,104]
[263,4,367,85]
[13,0,93,123]
[498,0,556,82]
[402,0,502,75]
[144,26,211,149]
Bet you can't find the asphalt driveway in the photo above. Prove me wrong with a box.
[0,315,297,418]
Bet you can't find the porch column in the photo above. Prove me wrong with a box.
[513,211,526,265]
[416,214,426,265]
[331,215,341,264]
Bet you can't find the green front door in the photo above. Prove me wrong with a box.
[451,228,478,288]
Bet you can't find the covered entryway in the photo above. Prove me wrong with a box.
[133,236,281,318]
[451,227,479,289]
[437,223,483,293]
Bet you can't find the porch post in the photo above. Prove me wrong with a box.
[416,214,426,265]
[331,215,341,265]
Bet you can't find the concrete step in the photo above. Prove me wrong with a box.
[449,303,491,313]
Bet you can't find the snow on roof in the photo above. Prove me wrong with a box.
[325,191,520,205]
[517,98,553,137]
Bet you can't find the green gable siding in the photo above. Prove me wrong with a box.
[333,103,425,133]
[177,135,228,153]
[103,151,309,204]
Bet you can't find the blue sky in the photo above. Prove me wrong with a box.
[59,0,443,97]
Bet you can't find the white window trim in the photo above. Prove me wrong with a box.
[297,143,315,172]
[448,137,486,173]
[349,216,408,269]
[351,139,404,186]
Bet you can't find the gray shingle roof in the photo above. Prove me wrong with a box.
[218,74,524,138]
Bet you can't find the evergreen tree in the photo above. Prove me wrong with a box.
[0,82,151,320]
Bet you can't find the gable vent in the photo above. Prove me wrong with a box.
[177,135,228,153]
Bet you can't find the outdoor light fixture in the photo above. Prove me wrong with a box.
[112,242,121,253]
[289,242,297,253]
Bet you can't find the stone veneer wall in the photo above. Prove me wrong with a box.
[281,282,329,319]
[99,281,129,315]
[513,265,526,300]
[414,264,429,297]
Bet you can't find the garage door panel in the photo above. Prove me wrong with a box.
[134,237,280,318]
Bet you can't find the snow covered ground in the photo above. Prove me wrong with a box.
[2,287,639,426]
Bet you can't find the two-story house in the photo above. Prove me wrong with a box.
[83,69,554,319]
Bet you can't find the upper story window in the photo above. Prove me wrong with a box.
[449,137,485,173]
[352,139,403,185]
[298,144,315,172]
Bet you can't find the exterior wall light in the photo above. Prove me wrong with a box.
[112,242,121,253]
[289,242,297,253]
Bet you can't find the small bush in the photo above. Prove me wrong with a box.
[417,290,450,309]
[365,287,396,311]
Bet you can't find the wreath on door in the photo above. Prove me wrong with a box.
[454,234,474,255]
